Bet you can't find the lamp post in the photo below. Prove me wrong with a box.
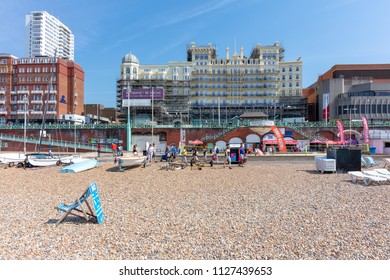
[345,106,357,146]
[273,100,276,121]
[151,86,154,145]
[200,106,202,127]
[126,84,132,151]
[23,96,27,154]
[217,97,221,126]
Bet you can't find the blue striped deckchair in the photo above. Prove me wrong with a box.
[364,156,379,167]
[361,156,372,168]
[56,186,96,226]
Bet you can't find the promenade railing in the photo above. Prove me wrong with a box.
[1,120,390,131]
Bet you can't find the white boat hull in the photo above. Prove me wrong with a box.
[0,153,25,164]
[118,156,147,169]
[27,154,74,167]
[59,159,99,173]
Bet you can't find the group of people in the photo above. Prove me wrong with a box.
[96,141,124,158]
[102,141,248,169]
[147,143,157,163]
[223,143,247,169]
[111,142,123,157]
[178,143,247,169]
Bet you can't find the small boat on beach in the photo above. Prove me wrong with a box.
[0,153,25,166]
[117,156,147,170]
[59,158,99,173]
[26,153,74,167]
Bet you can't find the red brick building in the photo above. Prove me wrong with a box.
[0,54,84,124]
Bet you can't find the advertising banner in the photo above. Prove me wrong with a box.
[179,128,186,151]
[271,126,287,152]
[336,120,345,145]
[122,88,164,100]
[122,88,165,107]
[322,93,330,121]
[361,116,370,144]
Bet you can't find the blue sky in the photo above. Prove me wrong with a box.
[1,0,390,107]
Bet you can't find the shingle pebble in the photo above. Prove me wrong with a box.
[0,156,388,260]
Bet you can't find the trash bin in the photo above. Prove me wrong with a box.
[369,146,376,154]
[143,150,147,156]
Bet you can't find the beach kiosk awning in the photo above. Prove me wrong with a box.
[325,140,341,145]
[310,139,323,144]
[189,139,203,145]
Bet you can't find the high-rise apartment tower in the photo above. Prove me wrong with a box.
[25,11,75,61]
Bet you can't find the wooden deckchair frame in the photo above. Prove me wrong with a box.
[55,187,97,226]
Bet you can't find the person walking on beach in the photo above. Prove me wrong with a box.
[147,144,154,163]
[224,145,232,169]
[170,144,177,161]
[152,143,157,162]
[191,148,199,163]
[212,145,219,162]
[181,145,188,164]
[239,143,245,167]
[203,146,207,161]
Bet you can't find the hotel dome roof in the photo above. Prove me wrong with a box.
[122,52,139,64]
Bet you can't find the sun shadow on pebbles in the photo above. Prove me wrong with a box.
[46,216,96,225]
[106,166,122,172]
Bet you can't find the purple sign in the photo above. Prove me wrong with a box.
[122,88,165,100]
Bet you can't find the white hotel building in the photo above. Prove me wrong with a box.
[25,11,74,61]
[116,42,305,125]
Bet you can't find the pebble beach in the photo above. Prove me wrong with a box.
[0,154,388,260]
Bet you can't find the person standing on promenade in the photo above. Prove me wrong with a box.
[111,142,117,157]
[239,143,245,166]
[203,146,207,161]
[224,145,232,169]
[96,143,102,157]
[118,144,123,156]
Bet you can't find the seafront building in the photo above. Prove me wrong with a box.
[116,41,306,125]
[25,11,75,61]
[0,54,84,125]
[305,64,390,122]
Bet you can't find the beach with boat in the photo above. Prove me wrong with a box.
[0,153,388,260]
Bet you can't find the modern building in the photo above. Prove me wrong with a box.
[116,41,306,125]
[84,104,117,124]
[305,64,390,122]
[0,54,84,124]
[25,11,75,61]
